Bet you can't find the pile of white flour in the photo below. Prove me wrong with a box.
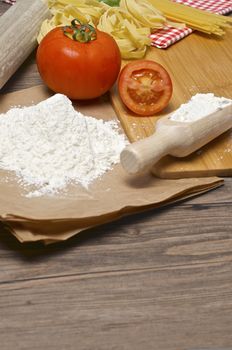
[170,93,232,122]
[0,94,127,197]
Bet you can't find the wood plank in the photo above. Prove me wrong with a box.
[111,30,232,178]
[0,182,232,349]
[0,253,232,350]
[0,189,231,349]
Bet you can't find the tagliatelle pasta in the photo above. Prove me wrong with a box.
[119,0,165,29]
[38,0,173,59]
[97,7,151,59]
[48,0,108,23]
[37,0,108,43]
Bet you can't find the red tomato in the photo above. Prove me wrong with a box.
[36,24,121,100]
[118,60,173,116]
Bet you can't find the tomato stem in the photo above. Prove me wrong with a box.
[63,19,97,43]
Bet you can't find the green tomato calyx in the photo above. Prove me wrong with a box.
[63,19,97,43]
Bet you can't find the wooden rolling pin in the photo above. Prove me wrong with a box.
[120,104,232,174]
[0,0,50,90]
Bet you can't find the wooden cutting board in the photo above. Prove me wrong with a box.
[110,30,232,178]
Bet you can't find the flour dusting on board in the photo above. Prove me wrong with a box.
[170,93,232,122]
[0,94,128,197]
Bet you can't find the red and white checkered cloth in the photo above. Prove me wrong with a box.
[150,0,232,49]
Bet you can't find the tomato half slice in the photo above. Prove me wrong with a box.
[118,60,173,116]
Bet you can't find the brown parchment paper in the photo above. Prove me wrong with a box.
[4,180,222,245]
[0,85,223,243]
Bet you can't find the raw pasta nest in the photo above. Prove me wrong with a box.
[38,0,170,59]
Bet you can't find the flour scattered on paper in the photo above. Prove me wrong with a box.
[0,94,128,197]
[170,93,232,122]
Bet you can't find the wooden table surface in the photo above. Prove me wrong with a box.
[0,3,232,350]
